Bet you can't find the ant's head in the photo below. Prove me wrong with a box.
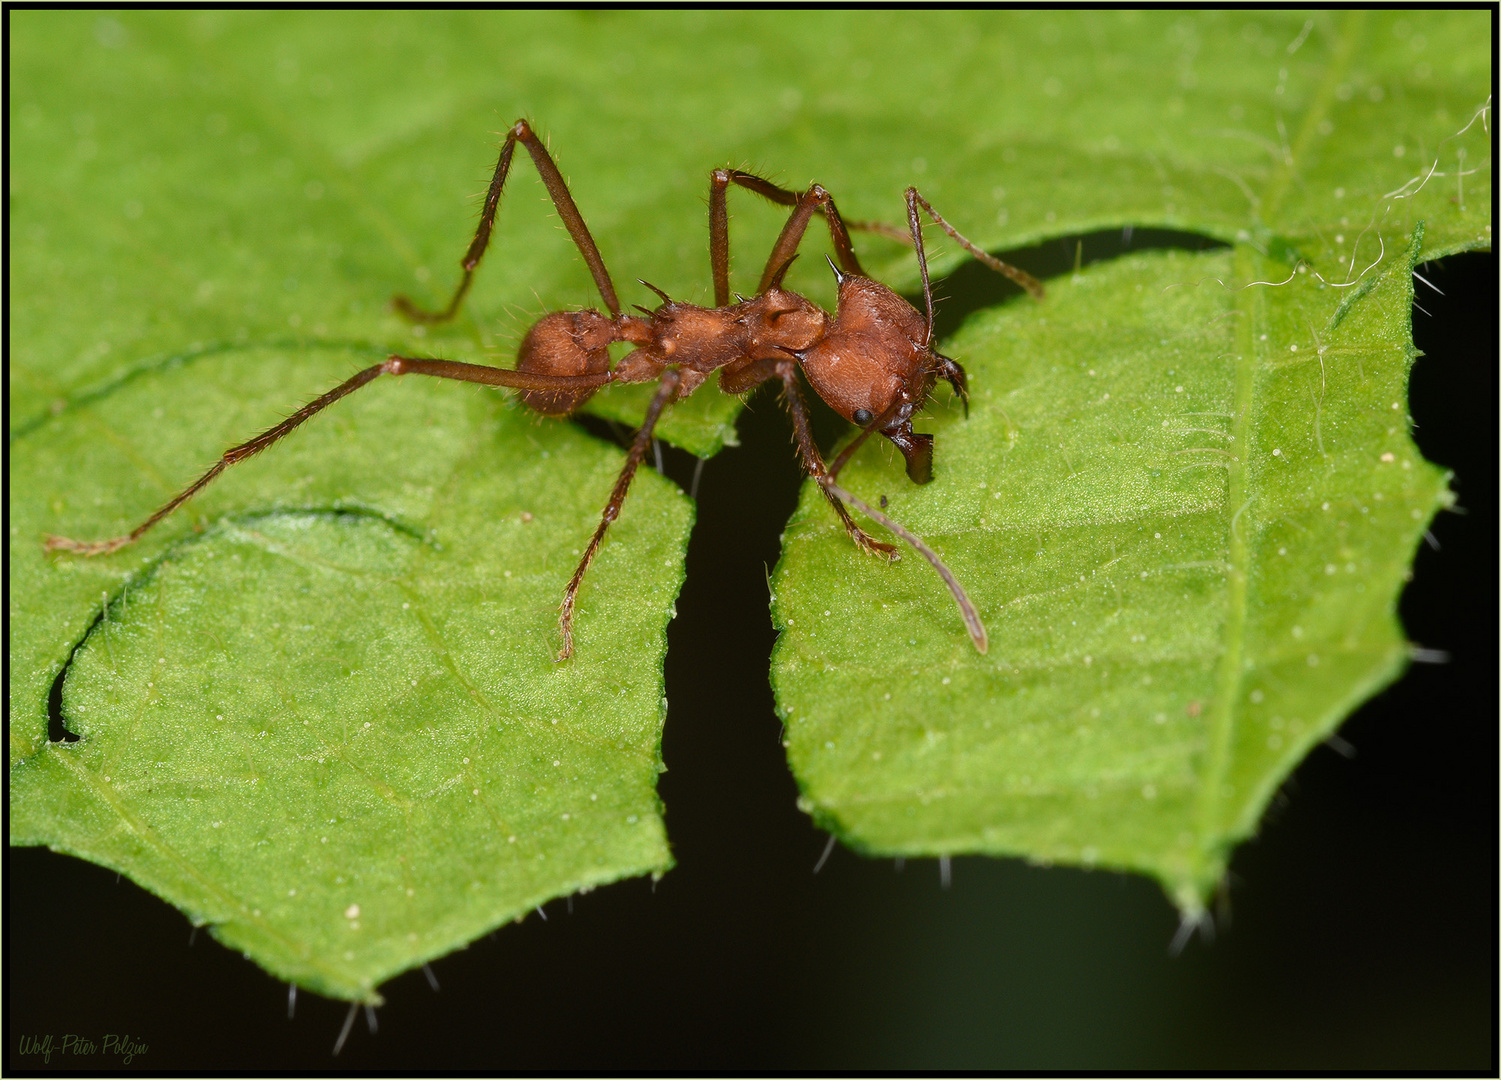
[793,261,966,484]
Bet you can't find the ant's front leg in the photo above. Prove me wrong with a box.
[395,119,624,324]
[775,358,988,653]
[773,359,896,560]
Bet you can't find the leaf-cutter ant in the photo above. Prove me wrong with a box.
[46,119,1043,659]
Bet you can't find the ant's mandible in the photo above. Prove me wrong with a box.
[46,119,1043,659]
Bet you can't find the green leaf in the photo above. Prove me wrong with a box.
[10,343,690,1000]
[8,10,1490,998]
[771,11,1489,910]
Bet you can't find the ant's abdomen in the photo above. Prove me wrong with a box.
[516,310,614,415]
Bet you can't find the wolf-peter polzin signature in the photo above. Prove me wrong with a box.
[17,1033,148,1065]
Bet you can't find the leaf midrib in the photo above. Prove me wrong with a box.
[1182,14,1367,900]
[1188,247,1259,895]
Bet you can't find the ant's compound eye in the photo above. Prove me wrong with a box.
[853,408,874,426]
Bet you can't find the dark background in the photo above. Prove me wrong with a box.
[9,239,1495,1071]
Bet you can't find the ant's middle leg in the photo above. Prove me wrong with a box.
[557,368,682,661]
[395,119,624,323]
[757,182,863,295]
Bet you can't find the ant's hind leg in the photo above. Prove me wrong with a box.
[396,119,624,323]
[44,362,392,556]
[45,356,619,557]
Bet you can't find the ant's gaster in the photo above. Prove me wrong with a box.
[46,119,1043,659]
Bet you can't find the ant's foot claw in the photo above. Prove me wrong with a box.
[853,533,899,561]
[392,294,449,324]
[555,616,577,662]
[43,534,130,557]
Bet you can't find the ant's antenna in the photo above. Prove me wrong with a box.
[821,478,988,653]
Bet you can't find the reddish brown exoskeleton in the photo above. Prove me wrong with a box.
[46,119,1043,658]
